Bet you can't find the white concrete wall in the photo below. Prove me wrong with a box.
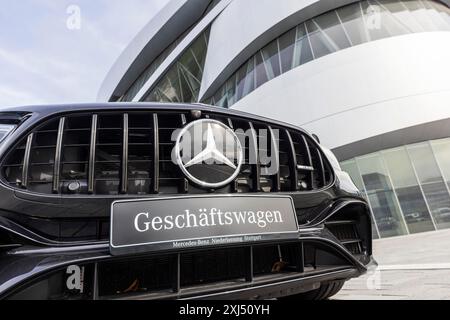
[231,32,450,150]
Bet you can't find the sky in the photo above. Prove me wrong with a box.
[0,0,170,108]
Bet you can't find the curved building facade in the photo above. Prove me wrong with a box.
[99,0,450,238]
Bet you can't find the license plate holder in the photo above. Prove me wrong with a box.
[110,195,299,256]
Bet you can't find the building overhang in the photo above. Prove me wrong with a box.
[334,118,450,161]
[97,0,212,102]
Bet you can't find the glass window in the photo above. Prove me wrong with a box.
[155,67,182,103]
[382,147,418,188]
[255,51,269,88]
[305,20,336,58]
[235,57,256,100]
[362,0,409,41]
[205,0,449,108]
[213,84,228,108]
[313,10,352,50]
[261,40,281,81]
[123,41,178,102]
[341,160,365,191]
[408,142,450,229]
[278,28,296,73]
[178,53,202,98]
[337,2,370,45]
[339,136,450,238]
[420,0,450,31]
[357,154,408,237]
[225,74,237,107]
[400,0,439,31]
[395,186,435,233]
[431,138,450,187]
[293,24,314,68]
[382,147,435,233]
[377,0,425,32]
[144,30,209,103]
[357,154,391,191]
[367,190,407,237]
[408,143,443,184]
[422,182,450,229]
[428,0,450,26]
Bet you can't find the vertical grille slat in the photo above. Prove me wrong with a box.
[227,118,234,129]
[52,117,65,194]
[152,113,160,194]
[121,114,129,194]
[316,148,327,187]
[268,126,281,192]
[248,122,260,192]
[285,130,298,191]
[181,114,187,126]
[226,118,238,193]
[301,135,314,189]
[2,111,333,195]
[21,134,34,189]
[88,114,98,194]
[180,115,189,194]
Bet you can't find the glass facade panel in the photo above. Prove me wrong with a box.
[337,2,370,45]
[224,75,237,107]
[341,137,450,238]
[382,148,435,233]
[362,0,409,41]
[235,57,256,101]
[206,0,450,108]
[428,1,450,26]
[367,191,407,237]
[313,10,352,50]
[261,40,281,80]
[143,30,210,103]
[422,182,450,229]
[122,42,177,102]
[423,0,450,31]
[341,160,365,191]
[408,143,443,184]
[377,0,426,33]
[278,28,297,73]
[382,148,417,187]
[394,186,435,233]
[402,0,446,31]
[431,138,450,188]
[357,154,391,191]
[255,51,269,88]
[357,154,408,237]
[293,24,314,68]
[305,20,336,58]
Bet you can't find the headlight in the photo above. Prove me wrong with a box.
[0,124,16,144]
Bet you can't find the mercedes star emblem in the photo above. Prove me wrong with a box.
[174,119,244,189]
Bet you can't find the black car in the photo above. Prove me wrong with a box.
[0,103,375,300]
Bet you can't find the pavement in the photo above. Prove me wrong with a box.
[334,228,450,300]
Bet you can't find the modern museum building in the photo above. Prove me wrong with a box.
[98,0,450,239]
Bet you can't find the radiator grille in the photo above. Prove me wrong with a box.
[2,111,333,195]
